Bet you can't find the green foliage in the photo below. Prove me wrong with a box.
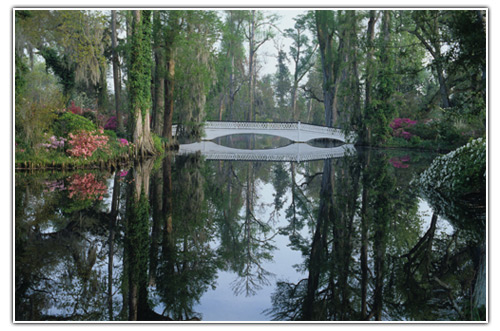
[39,46,76,98]
[15,62,64,149]
[274,50,292,110]
[54,112,97,137]
[174,10,219,136]
[15,54,28,102]
[103,129,117,141]
[205,10,246,121]
[152,134,165,154]
[368,11,396,145]
[406,122,439,141]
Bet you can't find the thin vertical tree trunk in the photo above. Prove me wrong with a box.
[153,11,165,135]
[364,10,377,145]
[248,10,256,122]
[163,56,175,140]
[315,11,337,127]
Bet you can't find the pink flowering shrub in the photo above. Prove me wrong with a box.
[119,138,129,146]
[67,173,107,201]
[390,118,417,140]
[67,128,109,159]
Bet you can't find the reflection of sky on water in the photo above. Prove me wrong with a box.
[193,181,307,321]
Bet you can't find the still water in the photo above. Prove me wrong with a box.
[14,139,486,322]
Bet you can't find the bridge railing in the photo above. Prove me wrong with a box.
[299,122,345,136]
[204,121,298,131]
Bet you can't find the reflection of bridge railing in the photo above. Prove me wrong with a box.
[178,141,357,162]
[173,121,357,143]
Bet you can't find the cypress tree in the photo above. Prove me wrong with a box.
[129,10,156,158]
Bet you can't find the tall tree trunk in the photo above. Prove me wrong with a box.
[435,61,451,108]
[363,10,378,145]
[291,82,299,121]
[315,11,337,127]
[248,10,256,122]
[111,10,124,133]
[162,12,181,141]
[163,56,175,139]
[228,52,235,120]
[152,11,165,135]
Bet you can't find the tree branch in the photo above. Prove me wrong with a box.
[300,85,324,103]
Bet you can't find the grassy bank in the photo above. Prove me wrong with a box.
[15,132,179,171]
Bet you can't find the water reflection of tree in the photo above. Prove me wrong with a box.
[208,159,278,297]
[230,161,277,296]
[266,149,486,321]
[150,154,220,321]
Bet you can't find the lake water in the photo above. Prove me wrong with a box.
[14,137,486,322]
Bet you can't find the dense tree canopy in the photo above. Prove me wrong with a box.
[15,9,486,160]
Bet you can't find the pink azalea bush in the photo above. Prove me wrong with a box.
[390,118,417,140]
[67,128,109,159]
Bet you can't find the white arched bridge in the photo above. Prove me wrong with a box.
[178,141,356,162]
[174,121,357,143]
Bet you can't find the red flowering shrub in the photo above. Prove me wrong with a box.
[67,173,107,201]
[68,101,83,115]
[390,118,417,140]
[67,128,109,159]
[104,116,117,130]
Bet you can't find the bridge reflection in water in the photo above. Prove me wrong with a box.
[178,140,356,162]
